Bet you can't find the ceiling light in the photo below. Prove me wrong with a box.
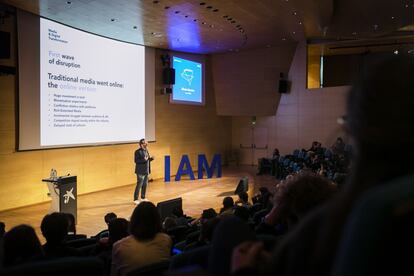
[299,21,302,25]
[293,11,297,16]
[394,49,399,55]
[292,31,296,34]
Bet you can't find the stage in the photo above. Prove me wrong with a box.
[0,166,277,241]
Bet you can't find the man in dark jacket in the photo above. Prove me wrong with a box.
[134,138,153,204]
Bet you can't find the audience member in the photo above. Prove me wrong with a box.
[220,197,235,217]
[2,224,44,267]
[162,217,178,232]
[93,212,118,240]
[105,212,118,225]
[233,206,250,222]
[94,218,129,273]
[171,206,190,227]
[257,148,280,175]
[235,192,251,208]
[111,201,172,276]
[41,212,82,259]
[252,187,273,211]
[331,137,345,155]
[264,172,337,230]
[186,217,220,250]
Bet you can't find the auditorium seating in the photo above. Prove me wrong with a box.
[0,257,104,276]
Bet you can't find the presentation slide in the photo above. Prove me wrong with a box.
[39,18,145,147]
[172,56,203,104]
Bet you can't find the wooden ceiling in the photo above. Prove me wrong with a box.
[0,0,305,54]
[1,0,414,54]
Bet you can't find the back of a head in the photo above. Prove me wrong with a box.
[3,224,43,267]
[222,196,234,209]
[129,201,161,240]
[347,55,414,184]
[108,218,129,244]
[280,172,337,220]
[104,212,117,225]
[41,212,69,245]
[202,208,218,220]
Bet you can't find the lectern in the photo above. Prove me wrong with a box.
[42,175,77,223]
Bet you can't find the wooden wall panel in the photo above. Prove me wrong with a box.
[231,42,349,159]
[212,44,297,116]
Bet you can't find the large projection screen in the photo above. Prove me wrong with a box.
[17,10,155,150]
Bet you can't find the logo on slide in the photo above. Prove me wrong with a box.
[181,69,194,85]
[63,188,75,204]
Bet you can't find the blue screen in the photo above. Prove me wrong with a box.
[172,57,203,104]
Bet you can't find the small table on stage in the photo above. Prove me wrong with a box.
[42,175,77,223]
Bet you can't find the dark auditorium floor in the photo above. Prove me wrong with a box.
[0,165,278,242]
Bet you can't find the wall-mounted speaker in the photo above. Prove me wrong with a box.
[162,68,175,85]
[278,79,288,93]
[0,31,11,59]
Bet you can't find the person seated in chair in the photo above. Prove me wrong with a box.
[111,202,172,276]
[2,224,44,267]
[41,213,82,259]
[257,148,280,175]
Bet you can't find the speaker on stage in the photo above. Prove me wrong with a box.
[157,197,182,222]
[234,177,248,195]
